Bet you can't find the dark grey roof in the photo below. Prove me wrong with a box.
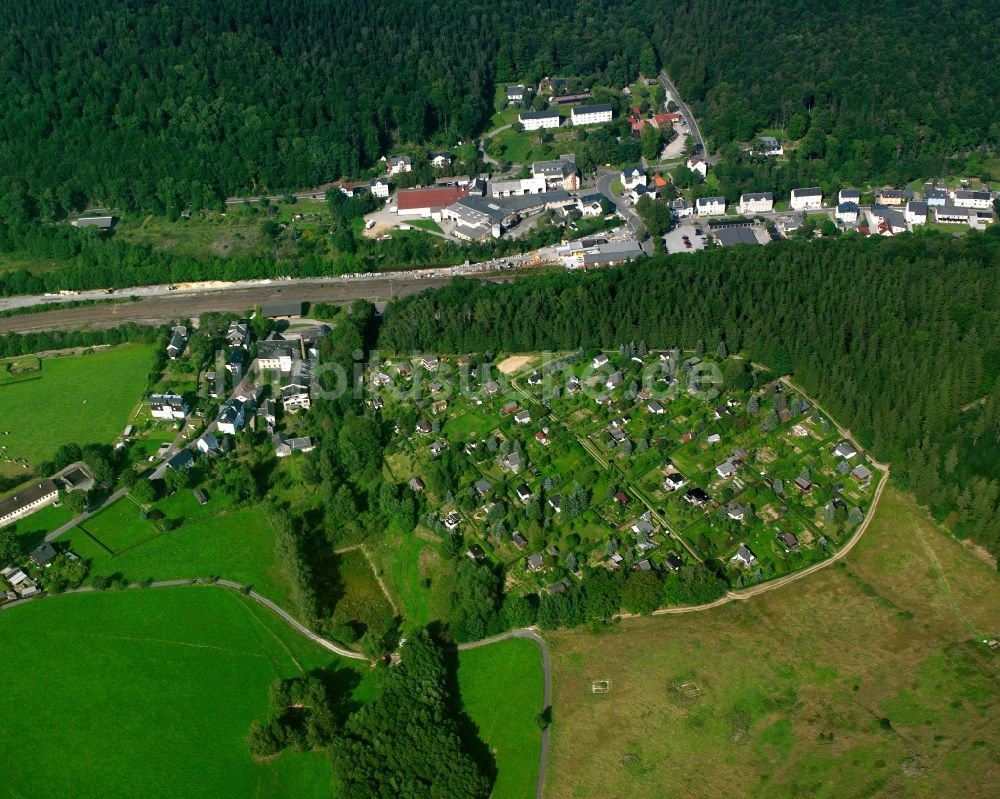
[572,103,613,115]
[0,479,59,521]
[519,110,560,120]
[29,541,57,566]
[714,228,759,247]
[837,202,860,213]
[793,187,822,197]
[740,192,773,202]
[261,301,304,318]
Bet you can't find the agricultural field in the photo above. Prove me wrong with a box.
[544,488,1000,799]
[0,344,154,477]
[0,586,373,799]
[59,492,297,609]
[371,348,879,604]
[0,584,545,799]
[455,638,546,799]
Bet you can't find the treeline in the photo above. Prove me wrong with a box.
[0,323,167,359]
[657,0,1000,187]
[380,230,1000,556]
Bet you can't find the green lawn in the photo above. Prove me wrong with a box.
[4,501,74,549]
[456,638,546,799]
[61,499,295,608]
[408,219,444,234]
[0,344,153,476]
[0,586,374,799]
[1,585,544,799]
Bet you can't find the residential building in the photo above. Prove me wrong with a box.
[576,192,605,217]
[29,541,58,567]
[149,392,189,421]
[932,205,974,225]
[505,85,526,104]
[776,532,799,552]
[592,353,610,369]
[428,151,453,169]
[519,110,561,130]
[570,103,613,126]
[738,192,773,215]
[836,202,860,224]
[695,196,726,216]
[501,451,523,474]
[670,197,693,218]
[852,464,872,482]
[757,136,783,157]
[257,332,298,373]
[280,382,311,413]
[876,188,910,206]
[621,165,647,191]
[686,156,707,178]
[731,544,757,567]
[790,187,822,210]
[514,409,532,425]
[217,398,248,435]
[905,201,927,225]
[0,480,59,528]
[838,189,860,205]
[923,185,948,206]
[834,441,859,459]
[387,155,412,175]
[226,320,252,349]
[369,177,391,199]
[273,433,315,457]
[70,215,116,229]
[532,156,579,190]
[664,473,686,491]
[953,189,992,209]
[489,175,547,198]
[166,325,188,359]
[726,502,747,521]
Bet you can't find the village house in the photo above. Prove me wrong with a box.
[738,192,773,215]
[257,332,299,373]
[533,156,580,191]
[166,325,188,359]
[953,189,992,210]
[273,433,314,458]
[516,484,532,503]
[686,156,707,178]
[790,187,823,210]
[548,495,562,513]
[695,196,726,216]
[756,136,783,157]
[387,155,412,175]
[444,511,462,531]
[716,460,737,479]
[592,353,610,369]
[428,151,454,169]
[905,201,927,225]
[149,392,188,421]
[502,451,523,474]
[852,464,872,482]
[876,188,907,206]
[535,428,551,446]
[646,399,665,414]
[606,371,623,389]
[776,531,799,552]
[280,382,311,413]
[369,177,391,199]
[527,553,545,572]
[475,479,492,498]
[685,487,711,506]
[217,398,249,435]
[505,85,526,104]
[415,419,432,435]
[664,472,686,491]
[834,441,859,459]
[621,165,647,191]
[226,320,252,349]
[429,439,448,457]
[836,201,860,224]
[794,475,812,492]
[731,544,757,567]
[514,409,532,425]
[923,185,948,206]
[838,189,860,205]
[512,532,528,550]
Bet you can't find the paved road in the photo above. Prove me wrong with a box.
[658,69,708,161]
[595,169,653,254]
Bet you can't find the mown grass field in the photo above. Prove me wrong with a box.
[456,638,546,799]
[0,344,153,476]
[0,586,376,799]
[545,487,1000,799]
[1,586,544,799]
[61,495,296,609]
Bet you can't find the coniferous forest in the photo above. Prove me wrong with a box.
[0,0,997,221]
[380,231,1000,557]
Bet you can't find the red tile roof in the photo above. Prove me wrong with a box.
[396,186,468,211]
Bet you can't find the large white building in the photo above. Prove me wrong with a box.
[570,103,613,126]
[686,156,708,178]
[620,165,646,191]
[738,192,773,215]
[489,175,547,197]
[519,110,561,131]
[369,177,390,199]
[790,187,823,211]
[953,190,992,209]
[0,480,59,528]
[905,201,928,225]
[695,196,726,216]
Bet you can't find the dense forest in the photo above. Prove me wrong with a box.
[657,0,1000,193]
[1,0,996,223]
[380,231,1000,557]
[0,0,646,220]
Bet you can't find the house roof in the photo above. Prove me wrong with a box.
[571,103,613,116]
[740,192,773,202]
[396,185,468,211]
[519,110,560,121]
[792,187,822,197]
[29,541,57,566]
[0,479,59,521]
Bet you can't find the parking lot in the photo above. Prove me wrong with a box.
[663,222,709,254]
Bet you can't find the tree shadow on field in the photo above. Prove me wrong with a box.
[441,647,497,791]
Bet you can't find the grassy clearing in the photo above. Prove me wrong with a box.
[544,487,1000,798]
[61,498,295,608]
[408,219,444,234]
[0,586,375,799]
[326,548,396,635]
[5,502,74,549]
[0,344,153,477]
[456,638,546,799]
